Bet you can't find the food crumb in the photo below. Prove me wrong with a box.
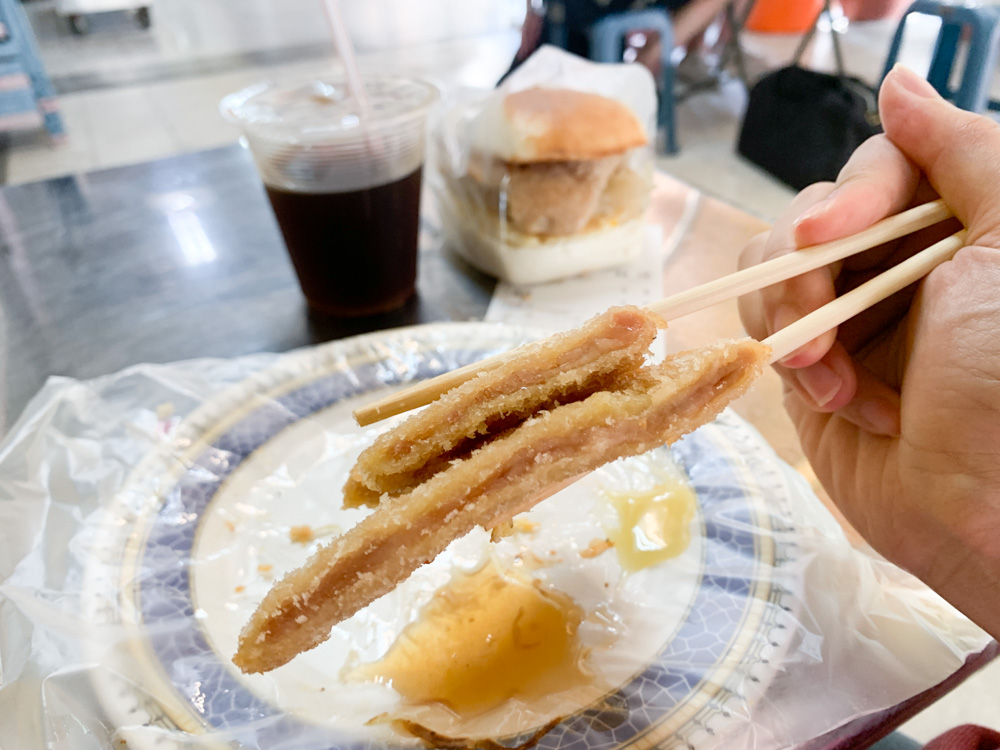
[235,585,245,593]
[513,518,539,534]
[514,551,548,570]
[225,520,237,533]
[489,520,514,542]
[289,525,314,544]
[580,539,614,559]
[257,563,273,573]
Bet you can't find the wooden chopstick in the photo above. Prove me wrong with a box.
[355,356,505,426]
[763,230,967,363]
[648,198,952,319]
[353,200,954,427]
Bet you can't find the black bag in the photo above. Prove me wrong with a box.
[737,17,881,191]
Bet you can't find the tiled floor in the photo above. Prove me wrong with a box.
[3,0,999,741]
[28,0,521,85]
[2,30,525,185]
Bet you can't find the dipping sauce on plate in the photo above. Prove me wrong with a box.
[351,560,591,715]
[604,476,697,572]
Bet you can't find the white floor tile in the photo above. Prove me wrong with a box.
[78,86,180,168]
[5,93,98,184]
[142,78,241,152]
[6,141,95,184]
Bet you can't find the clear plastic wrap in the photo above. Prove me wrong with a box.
[0,322,991,750]
[428,47,657,285]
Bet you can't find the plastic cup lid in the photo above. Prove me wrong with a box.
[220,75,438,142]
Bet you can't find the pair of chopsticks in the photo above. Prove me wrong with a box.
[354,200,963,427]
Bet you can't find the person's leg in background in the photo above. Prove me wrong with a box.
[630,0,731,87]
[671,0,730,48]
[501,0,732,85]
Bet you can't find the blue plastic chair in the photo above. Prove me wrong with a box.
[589,9,679,154]
[0,0,64,138]
[879,0,1000,113]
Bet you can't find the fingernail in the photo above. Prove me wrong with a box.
[772,303,800,334]
[780,350,812,368]
[891,64,938,99]
[859,399,901,436]
[794,195,835,228]
[798,361,842,408]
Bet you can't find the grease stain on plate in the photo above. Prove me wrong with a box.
[604,474,696,572]
[349,560,592,716]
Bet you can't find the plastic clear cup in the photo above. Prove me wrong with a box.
[221,76,438,317]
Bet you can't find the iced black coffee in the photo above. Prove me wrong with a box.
[222,77,437,317]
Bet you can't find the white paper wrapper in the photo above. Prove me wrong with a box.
[429,47,658,285]
[0,324,992,750]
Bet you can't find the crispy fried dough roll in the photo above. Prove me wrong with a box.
[234,338,769,674]
[343,306,663,508]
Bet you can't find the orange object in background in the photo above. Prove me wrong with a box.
[745,0,823,33]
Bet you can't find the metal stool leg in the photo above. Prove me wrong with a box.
[953,12,1000,111]
[659,61,678,154]
[6,0,64,137]
[880,1,1000,113]
[657,15,678,154]
[721,0,751,89]
[926,21,960,97]
[590,9,679,154]
[879,8,910,83]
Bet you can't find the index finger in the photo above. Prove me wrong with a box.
[792,134,922,249]
[762,135,923,367]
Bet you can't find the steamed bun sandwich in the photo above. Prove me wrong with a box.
[431,85,655,285]
[233,307,770,674]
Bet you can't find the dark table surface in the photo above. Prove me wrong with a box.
[0,143,494,435]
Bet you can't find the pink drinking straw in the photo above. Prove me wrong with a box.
[320,0,371,117]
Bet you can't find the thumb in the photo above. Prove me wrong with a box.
[879,65,1000,246]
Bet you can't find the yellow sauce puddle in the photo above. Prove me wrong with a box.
[350,561,591,716]
[604,476,697,572]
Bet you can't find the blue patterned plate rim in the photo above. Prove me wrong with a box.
[86,322,799,750]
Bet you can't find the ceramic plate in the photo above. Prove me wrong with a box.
[82,322,799,750]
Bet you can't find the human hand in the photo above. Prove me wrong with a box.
[738,66,1000,639]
